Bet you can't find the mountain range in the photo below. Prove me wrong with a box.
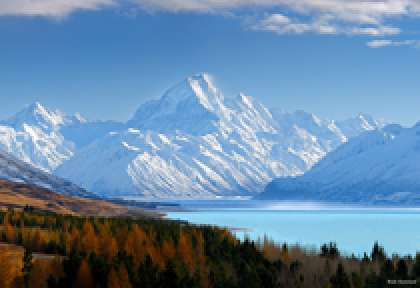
[260,123,420,205]
[0,73,386,199]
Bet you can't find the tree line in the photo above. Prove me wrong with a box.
[0,207,419,287]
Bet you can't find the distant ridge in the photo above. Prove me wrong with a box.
[260,123,420,205]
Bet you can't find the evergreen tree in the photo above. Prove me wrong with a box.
[321,242,340,258]
[396,259,408,279]
[413,253,420,278]
[330,263,350,288]
[371,242,386,262]
[160,261,179,287]
[351,272,362,288]
[137,255,159,287]
[380,259,394,279]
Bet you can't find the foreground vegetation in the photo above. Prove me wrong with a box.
[0,208,419,287]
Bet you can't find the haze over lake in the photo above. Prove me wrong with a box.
[166,200,420,256]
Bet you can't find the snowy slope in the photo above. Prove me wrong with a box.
[0,149,91,197]
[260,123,420,204]
[56,73,384,198]
[0,102,124,172]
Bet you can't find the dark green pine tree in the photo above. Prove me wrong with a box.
[412,253,420,278]
[396,259,408,279]
[371,242,386,262]
[137,255,160,287]
[380,259,394,279]
[330,263,351,288]
[160,261,184,288]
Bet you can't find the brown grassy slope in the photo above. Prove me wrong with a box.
[0,179,152,217]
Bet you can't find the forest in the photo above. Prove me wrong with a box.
[0,207,419,288]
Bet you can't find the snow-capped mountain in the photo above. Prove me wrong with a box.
[0,102,78,171]
[56,73,385,198]
[260,123,420,204]
[0,148,91,197]
[335,113,387,139]
[127,73,224,136]
[0,102,123,172]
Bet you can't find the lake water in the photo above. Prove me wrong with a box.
[165,200,420,256]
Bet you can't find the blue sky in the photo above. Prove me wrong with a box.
[0,1,420,125]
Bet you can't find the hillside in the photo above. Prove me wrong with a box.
[0,149,91,198]
[0,179,149,217]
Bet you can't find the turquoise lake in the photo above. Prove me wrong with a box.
[165,200,420,256]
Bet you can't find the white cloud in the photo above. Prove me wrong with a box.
[367,39,420,48]
[1,0,420,49]
[261,13,291,25]
[2,0,420,24]
[0,0,115,18]
[254,13,403,36]
[253,13,337,35]
[133,0,420,24]
[366,39,393,48]
[132,1,419,39]
[2,0,420,27]
[351,26,400,36]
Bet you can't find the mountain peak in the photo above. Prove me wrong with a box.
[188,72,212,84]
[357,112,374,121]
[142,73,223,114]
[29,101,44,110]
[161,72,221,108]
[5,102,66,130]
[127,73,224,134]
[187,72,217,91]
[71,112,88,124]
[356,113,383,130]
[24,101,50,116]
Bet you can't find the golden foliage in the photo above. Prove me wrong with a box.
[75,259,95,288]
[0,245,23,288]
[178,231,194,272]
